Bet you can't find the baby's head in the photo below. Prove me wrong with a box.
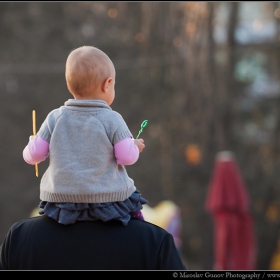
[65,46,115,102]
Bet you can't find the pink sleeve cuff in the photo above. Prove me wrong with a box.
[23,135,49,165]
[114,137,139,165]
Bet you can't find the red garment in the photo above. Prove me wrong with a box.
[205,151,256,270]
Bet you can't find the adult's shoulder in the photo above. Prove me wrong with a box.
[126,218,173,239]
[127,219,187,270]
[0,216,45,251]
[128,218,167,231]
[6,216,49,233]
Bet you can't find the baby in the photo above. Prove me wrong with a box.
[23,45,147,225]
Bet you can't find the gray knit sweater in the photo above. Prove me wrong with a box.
[37,99,136,203]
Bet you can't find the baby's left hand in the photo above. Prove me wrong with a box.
[134,138,145,153]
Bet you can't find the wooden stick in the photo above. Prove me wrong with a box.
[32,110,39,177]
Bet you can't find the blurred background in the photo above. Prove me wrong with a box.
[2,1,280,270]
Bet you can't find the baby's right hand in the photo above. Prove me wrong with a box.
[134,138,145,153]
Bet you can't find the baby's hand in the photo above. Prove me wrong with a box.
[134,138,145,153]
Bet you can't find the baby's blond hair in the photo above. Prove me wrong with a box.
[65,46,115,97]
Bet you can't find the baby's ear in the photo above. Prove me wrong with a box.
[103,77,113,92]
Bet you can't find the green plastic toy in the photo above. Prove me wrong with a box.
[136,120,148,139]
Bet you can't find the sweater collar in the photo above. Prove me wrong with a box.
[64,99,112,110]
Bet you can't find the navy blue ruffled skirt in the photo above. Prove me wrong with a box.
[38,190,148,226]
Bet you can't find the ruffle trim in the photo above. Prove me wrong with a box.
[38,190,148,226]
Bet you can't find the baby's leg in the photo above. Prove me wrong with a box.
[131,210,145,221]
